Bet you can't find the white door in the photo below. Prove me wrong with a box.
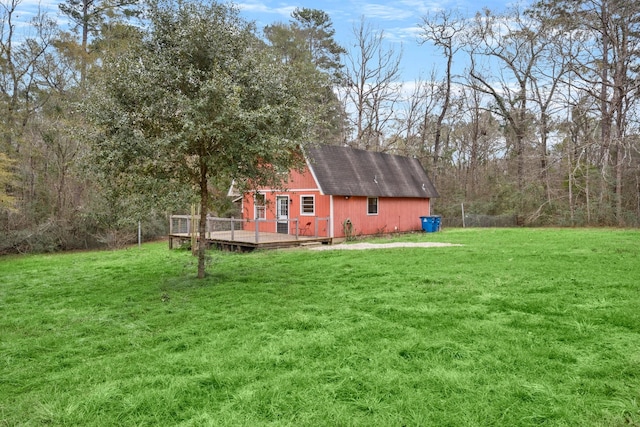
[276,196,289,234]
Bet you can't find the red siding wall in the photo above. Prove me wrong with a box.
[332,196,430,238]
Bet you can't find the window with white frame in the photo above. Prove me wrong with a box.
[255,193,266,220]
[301,195,315,215]
[367,197,378,215]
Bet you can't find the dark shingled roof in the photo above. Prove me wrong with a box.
[306,145,439,198]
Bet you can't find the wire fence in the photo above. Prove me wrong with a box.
[441,214,519,228]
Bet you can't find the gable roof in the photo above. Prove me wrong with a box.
[306,145,439,198]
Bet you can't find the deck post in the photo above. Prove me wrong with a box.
[255,221,259,243]
[294,218,299,239]
[231,217,235,241]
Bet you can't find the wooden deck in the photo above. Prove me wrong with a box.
[168,215,332,251]
[169,230,331,251]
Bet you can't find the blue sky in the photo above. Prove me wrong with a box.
[236,0,516,82]
[13,0,516,82]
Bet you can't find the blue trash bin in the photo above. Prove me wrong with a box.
[420,216,441,232]
[433,215,441,232]
[420,216,435,232]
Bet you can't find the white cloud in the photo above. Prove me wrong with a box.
[14,0,59,10]
[356,2,413,21]
[2,0,69,33]
[236,1,296,19]
[387,25,424,42]
[397,0,446,16]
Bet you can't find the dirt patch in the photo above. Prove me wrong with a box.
[309,242,462,251]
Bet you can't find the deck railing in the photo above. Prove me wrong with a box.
[169,215,330,244]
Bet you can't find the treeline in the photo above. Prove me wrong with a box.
[1,0,170,252]
[1,0,639,253]
[338,1,640,227]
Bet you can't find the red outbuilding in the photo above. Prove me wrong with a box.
[237,145,439,241]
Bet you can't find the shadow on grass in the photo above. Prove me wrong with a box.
[160,271,235,291]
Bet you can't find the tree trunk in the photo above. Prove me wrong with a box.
[567,145,574,226]
[197,158,208,279]
[636,173,640,221]
[539,114,552,206]
[433,44,453,171]
[615,142,623,226]
[586,155,591,225]
[79,0,89,86]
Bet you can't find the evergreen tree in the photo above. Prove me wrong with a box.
[89,0,310,277]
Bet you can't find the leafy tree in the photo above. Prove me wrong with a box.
[264,8,346,144]
[290,7,345,83]
[89,0,310,278]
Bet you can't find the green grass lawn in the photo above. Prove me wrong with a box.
[1,228,639,426]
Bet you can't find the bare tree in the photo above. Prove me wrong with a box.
[533,0,640,225]
[1,0,56,152]
[392,72,441,159]
[467,6,551,218]
[419,10,466,171]
[341,17,402,151]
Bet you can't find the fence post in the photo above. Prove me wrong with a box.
[461,203,466,228]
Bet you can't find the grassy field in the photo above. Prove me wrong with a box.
[1,228,639,426]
